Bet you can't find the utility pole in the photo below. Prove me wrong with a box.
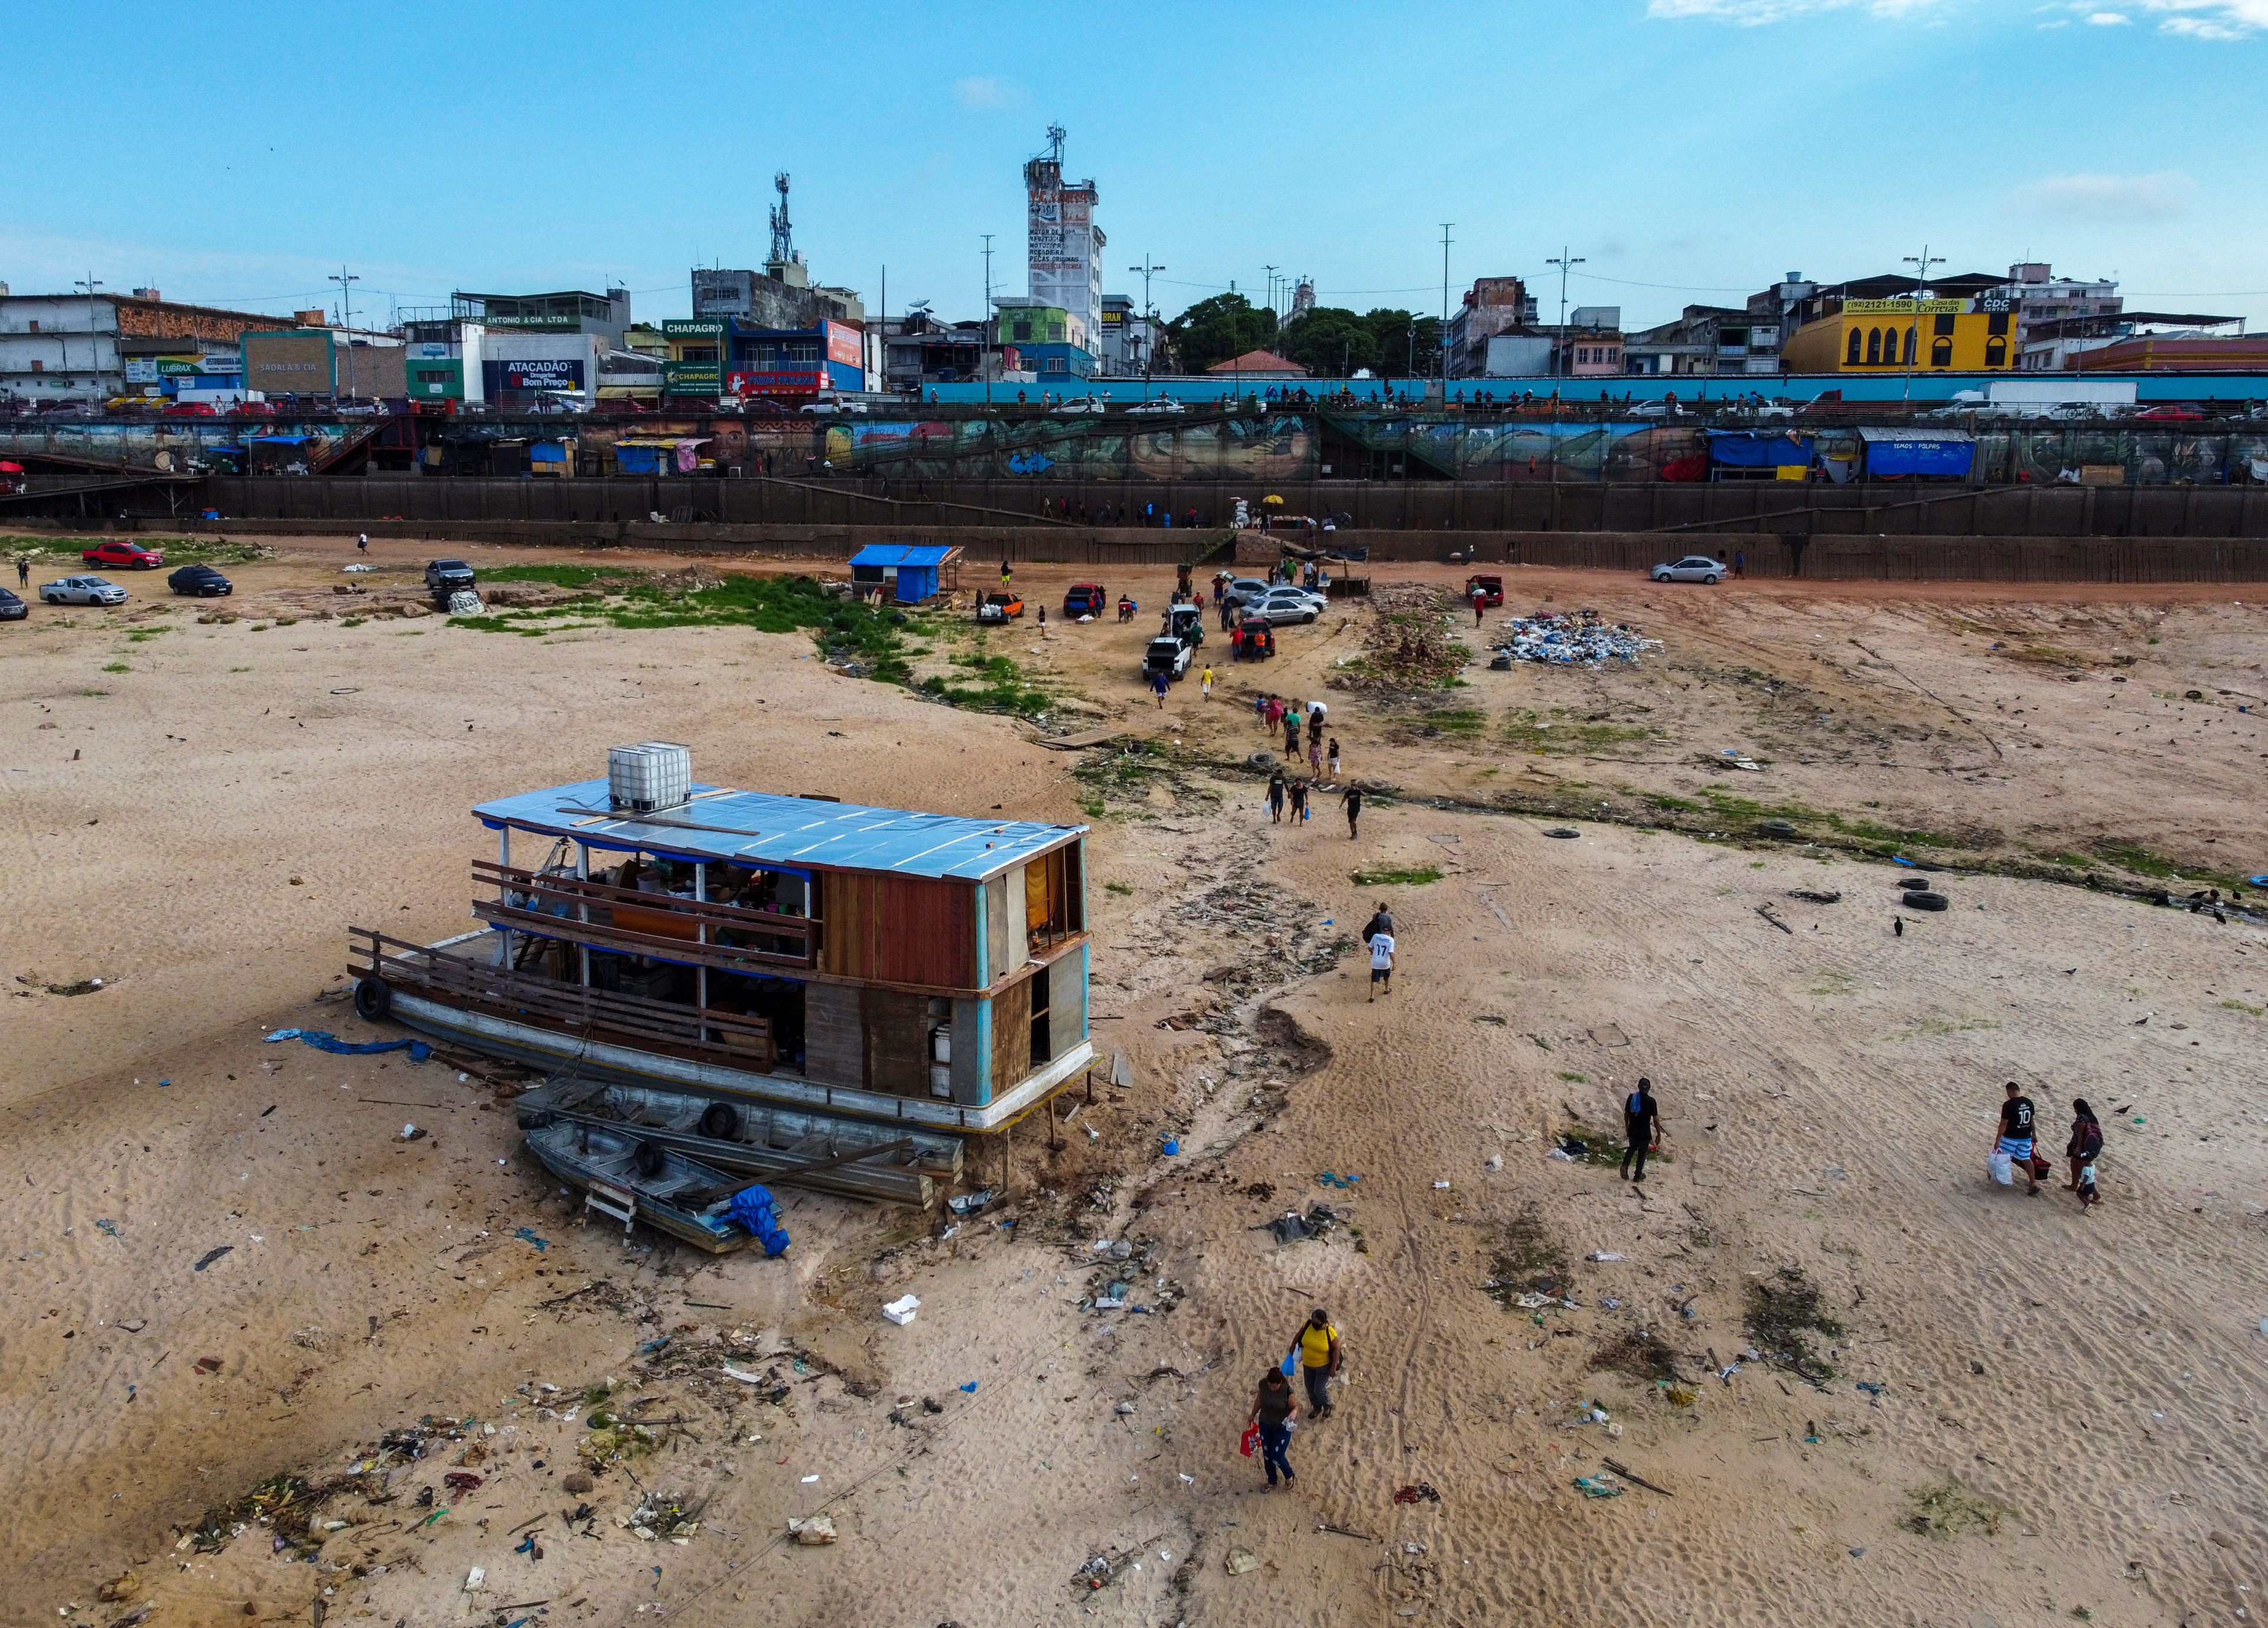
[981,233,995,407]
[1546,247,1585,382]
[1439,223,1454,391]
[73,276,102,386]
[1128,256,1165,397]
[328,265,360,332]
[1900,243,1944,404]
[1263,264,1279,325]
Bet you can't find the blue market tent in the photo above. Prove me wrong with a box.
[1706,429,1814,471]
[849,543,959,604]
[1856,426,1976,479]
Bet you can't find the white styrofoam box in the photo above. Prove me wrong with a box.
[930,1024,951,1063]
[608,742,692,812]
[882,1294,920,1326]
[928,1062,952,1100]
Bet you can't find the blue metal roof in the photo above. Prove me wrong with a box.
[474,779,1081,882]
[848,544,956,568]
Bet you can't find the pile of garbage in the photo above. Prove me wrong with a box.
[1498,608,1661,667]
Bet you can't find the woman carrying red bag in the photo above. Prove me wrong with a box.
[1249,1366,1297,1490]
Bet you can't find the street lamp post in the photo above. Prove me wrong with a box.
[1128,257,1165,400]
[981,233,995,409]
[1900,244,1944,404]
[1546,247,1585,383]
[1439,223,1454,396]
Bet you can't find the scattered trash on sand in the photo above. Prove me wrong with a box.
[882,1295,921,1326]
[1392,1482,1442,1505]
[788,1516,837,1546]
[193,1246,232,1271]
[1500,609,1661,667]
[1574,1475,1624,1499]
[265,1028,431,1061]
[1224,1548,1259,1575]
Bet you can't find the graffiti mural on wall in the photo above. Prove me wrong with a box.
[819,414,1317,480]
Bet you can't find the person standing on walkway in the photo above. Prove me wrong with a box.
[1267,769,1286,824]
[1250,1368,1297,1490]
[1344,784,1363,839]
[1291,1309,1340,1418]
[1620,1078,1660,1183]
[1997,1080,2041,1196]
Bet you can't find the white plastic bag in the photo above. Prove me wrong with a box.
[1988,1151,2015,1186]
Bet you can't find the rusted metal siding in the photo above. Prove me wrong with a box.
[862,988,930,1096]
[819,873,977,989]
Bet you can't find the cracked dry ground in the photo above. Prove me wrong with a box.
[9,540,2268,1627]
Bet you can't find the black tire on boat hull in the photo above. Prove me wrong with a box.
[699,1101,741,1141]
[354,977,391,1021]
[633,1140,667,1179]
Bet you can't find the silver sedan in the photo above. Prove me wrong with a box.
[40,575,128,606]
[1649,555,1726,585]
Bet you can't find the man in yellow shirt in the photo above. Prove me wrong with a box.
[1292,1308,1341,1418]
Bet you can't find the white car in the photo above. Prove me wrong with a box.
[41,575,128,606]
[1126,399,1185,415]
[1650,555,1725,585]
[1249,588,1327,625]
[1217,577,1275,609]
[1052,397,1106,414]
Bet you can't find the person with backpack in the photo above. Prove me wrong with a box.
[1621,1078,1660,1183]
[1247,1366,1297,1489]
[1996,1080,2041,1196]
[2065,1098,2103,1208]
[1290,1309,1341,1418]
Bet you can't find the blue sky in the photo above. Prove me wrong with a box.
[6,0,2265,332]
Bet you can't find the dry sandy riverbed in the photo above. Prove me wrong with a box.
[5,530,2267,1627]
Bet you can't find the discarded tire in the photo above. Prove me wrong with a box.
[353,977,392,1021]
[1897,877,1933,891]
[633,1140,667,1179]
[1755,819,1798,839]
[699,1101,741,1141]
[1901,890,1950,912]
[1543,827,1581,839]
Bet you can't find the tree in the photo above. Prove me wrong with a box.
[1275,306,1383,379]
[1164,293,1278,376]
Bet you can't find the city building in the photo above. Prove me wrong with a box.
[1482,332,1553,375]
[992,297,1094,381]
[446,289,633,346]
[1094,294,1158,378]
[1779,296,2018,374]
[1555,324,1624,377]
[1445,276,1535,377]
[1625,303,1785,377]
[879,312,992,393]
[623,324,670,360]
[1990,263,2121,346]
[2049,332,2268,373]
[724,318,866,401]
[2015,311,2237,372]
[1024,125,1104,348]
[241,328,406,402]
[0,289,311,404]
[661,319,725,400]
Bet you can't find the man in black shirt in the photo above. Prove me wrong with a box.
[1997,1081,2040,1195]
[1621,1078,1660,1182]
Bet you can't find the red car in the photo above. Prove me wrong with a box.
[160,401,217,418]
[82,540,165,569]
[2135,406,2204,422]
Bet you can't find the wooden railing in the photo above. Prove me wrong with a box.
[351,926,774,1072]
[473,861,818,971]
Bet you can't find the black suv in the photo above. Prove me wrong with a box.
[168,563,233,597]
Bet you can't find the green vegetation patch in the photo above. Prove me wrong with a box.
[1904,1477,2014,1539]
[918,648,1050,716]
[1350,864,1442,888]
[1487,1203,1570,1304]
[1503,707,1651,754]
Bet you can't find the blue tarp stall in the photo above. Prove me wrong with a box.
[247,433,321,475]
[1857,426,1976,479]
[848,543,959,604]
[1706,429,1814,478]
[612,441,670,475]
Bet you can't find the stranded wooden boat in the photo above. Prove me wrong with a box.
[523,1118,763,1254]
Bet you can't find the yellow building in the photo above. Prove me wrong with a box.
[1780,298,2016,374]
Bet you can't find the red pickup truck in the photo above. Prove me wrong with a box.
[1064,582,1107,618]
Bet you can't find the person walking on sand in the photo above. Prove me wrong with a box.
[1152,668,1170,709]
[1620,1078,1660,1183]
[1344,785,1363,839]
[1997,1080,2041,1196]
[1200,665,1213,700]
[1283,704,1302,758]
[1265,693,1283,735]
[1366,919,1394,1000]
[1733,548,1745,579]
[1328,737,1341,778]
[1306,730,1322,773]
[1289,778,1308,823]
[1037,605,1047,637]
[15,556,27,589]
[1250,1367,1297,1490]
[1291,1309,1341,1418]
[357,532,369,555]
[1267,769,1286,824]
[1471,585,1487,627]
[2066,1098,2103,1208]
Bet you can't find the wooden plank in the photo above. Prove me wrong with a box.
[478,901,814,975]
[863,988,930,1097]
[990,974,1031,1099]
[872,875,976,988]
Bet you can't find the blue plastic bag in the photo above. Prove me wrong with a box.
[723,1184,791,1258]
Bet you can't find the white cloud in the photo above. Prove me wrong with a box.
[2015,169,2197,221]
[952,76,1020,109]
[2085,9,2132,22]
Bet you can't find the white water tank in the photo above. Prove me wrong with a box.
[608,742,692,813]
